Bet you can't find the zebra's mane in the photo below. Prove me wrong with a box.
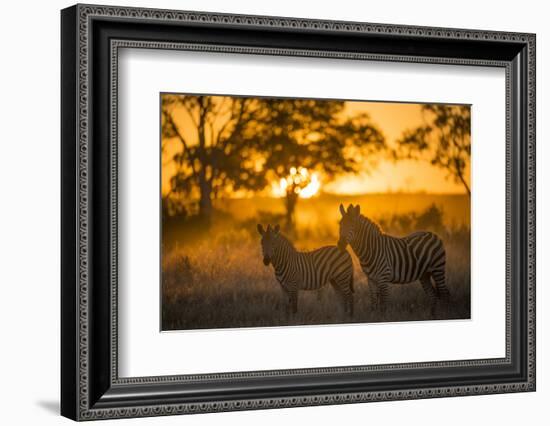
[274,232,297,251]
[358,214,384,235]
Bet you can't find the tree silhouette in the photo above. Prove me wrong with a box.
[276,167,320,228]
[162,95,386,225]
[248,98,385,227]
[396,105,471,196]
[162,95,269,222]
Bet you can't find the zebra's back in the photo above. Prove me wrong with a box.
[384,231,445,284]
[297,246,353,290]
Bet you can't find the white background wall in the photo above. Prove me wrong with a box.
[0,0,547,424]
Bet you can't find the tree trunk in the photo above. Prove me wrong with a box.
[285,191,298,230]
[457,171,471,197]
[453,157,471,197]
[198,171,213,223]
[196,98,213,223]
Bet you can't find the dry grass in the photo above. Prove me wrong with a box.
[162,195,470,330]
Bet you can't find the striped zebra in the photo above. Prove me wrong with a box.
[257,224,354,316]
[337,204,449,315]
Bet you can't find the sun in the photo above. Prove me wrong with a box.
[272,167,321,199]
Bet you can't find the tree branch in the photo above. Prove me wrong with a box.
[164,110,198,177]
[456,167,471,196]
[180,101,198,128]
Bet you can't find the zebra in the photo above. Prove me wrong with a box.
[257,224,354,316]
[337,204,449,316]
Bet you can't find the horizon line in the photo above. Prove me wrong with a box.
[162,191,469,200]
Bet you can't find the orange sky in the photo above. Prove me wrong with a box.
[161,97,470,197]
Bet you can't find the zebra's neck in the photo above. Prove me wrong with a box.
[271,235,297,276]
[350,215,382,264]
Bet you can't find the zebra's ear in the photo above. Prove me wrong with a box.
[347,204,353,213]
[354,205,361,216]
[339,203,346,217]
[257,224,265,236]
[273,224,280,233]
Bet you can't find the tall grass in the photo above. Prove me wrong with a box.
[162,195,471,330]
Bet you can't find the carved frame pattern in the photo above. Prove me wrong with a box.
[61,3,536,421]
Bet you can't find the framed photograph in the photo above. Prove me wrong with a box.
[61,4,536,421]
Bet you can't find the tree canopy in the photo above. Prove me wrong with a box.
[162,95,386,223]
[396,104,471,196]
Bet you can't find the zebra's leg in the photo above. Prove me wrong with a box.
[376,279,390,313]
[316,286,324,302]
[432,265,450,306]
[369,278,390,313]
[330,278,354,318]
[379,282,390,311]
[368,278,380,308]
[280,286,296,316]
[288,288,298,315]
[420,272,438,317]
[347,273,354,317]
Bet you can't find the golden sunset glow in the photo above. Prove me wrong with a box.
[161,94,472,331]
[272,167,321,199]
[161,98,470,198]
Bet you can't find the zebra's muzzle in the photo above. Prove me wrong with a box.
[263,257,271,266]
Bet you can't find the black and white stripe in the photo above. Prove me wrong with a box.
[337,204,449,314]
[258,224,354,316]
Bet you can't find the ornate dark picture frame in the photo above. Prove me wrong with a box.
[61,4,536,421]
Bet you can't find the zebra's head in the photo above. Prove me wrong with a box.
[338,203,361,250]
[257,224,281,266]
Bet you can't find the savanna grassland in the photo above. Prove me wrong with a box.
[161,193,471,331]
